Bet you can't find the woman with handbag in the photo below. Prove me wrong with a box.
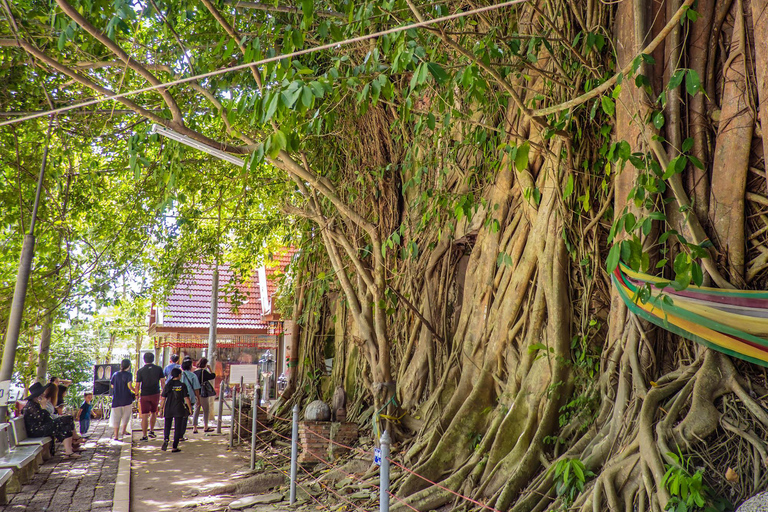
[192,357,217,433]
[110,359,136,441]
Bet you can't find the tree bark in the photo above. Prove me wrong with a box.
[35,313,53,384]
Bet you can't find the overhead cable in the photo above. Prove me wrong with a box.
[0,0,529,128]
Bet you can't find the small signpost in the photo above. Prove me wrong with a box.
[229,364,259,385]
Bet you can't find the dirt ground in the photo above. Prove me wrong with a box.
[130,418,251,512]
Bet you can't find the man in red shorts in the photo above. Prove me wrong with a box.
[135,352,166,441]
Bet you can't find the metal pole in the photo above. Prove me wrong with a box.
[380,430,391,512]
[207,265,219,369]
[0,120,53,422]
[228,386,237,448]
[237,376,244,445]
[250,384,260,470]
[290,404,299,505]
[217,381,225,434]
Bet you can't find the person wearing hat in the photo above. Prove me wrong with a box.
[22,382,80,459]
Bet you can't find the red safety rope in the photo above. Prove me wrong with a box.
[254,409,500,511]
[255,420,420,512]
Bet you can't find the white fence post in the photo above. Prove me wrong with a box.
[380,430,391,512]
[290,404,299,504]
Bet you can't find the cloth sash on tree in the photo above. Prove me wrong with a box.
[612,263,768,367]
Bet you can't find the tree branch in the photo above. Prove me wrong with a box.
[56,0,185,123]
[530,0,695,117]
[226,0,345,19]
[14,38,255,154]
[199,0,265,90]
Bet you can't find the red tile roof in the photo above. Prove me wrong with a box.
[149,249,296,334]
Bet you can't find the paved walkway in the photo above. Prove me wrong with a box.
[130,417,248,512]
[0,420,122,512]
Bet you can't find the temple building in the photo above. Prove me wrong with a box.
[147,250,295,392]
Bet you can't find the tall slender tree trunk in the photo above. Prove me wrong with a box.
[35,312,53,384]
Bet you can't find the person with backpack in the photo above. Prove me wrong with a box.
[179,358,201,440]
[159,368,192,452]
[192,357,216,433]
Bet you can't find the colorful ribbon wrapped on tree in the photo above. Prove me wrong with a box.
[613,263,768,367]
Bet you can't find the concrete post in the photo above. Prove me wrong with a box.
[250,384,260,471]
[236,376,244,445]
[380,430,391,512]
[207,265,219,370]
[217,381,225,434]
[290,404,299,505]
[228,386,237,448]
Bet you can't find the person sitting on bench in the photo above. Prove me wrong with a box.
[22,383,80,459]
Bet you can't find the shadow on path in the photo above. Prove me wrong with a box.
[130,418,248,512]
[0,420,120,512]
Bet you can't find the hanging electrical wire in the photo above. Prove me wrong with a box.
[0,0,529,128]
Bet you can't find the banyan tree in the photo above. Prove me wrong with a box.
[5,0,768,509]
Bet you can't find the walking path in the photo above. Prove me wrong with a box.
[130,418,249,512]
[0,420,121,512]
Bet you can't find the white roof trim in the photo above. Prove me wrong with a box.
[258,266,270,314]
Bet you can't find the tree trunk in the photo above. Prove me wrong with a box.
[35,313,53,384]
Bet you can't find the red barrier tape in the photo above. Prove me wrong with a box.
[255,420,420,512]
[250,440,332,511]
[255,434,369,512]
[388,459,502,512]
[257,409,500,511]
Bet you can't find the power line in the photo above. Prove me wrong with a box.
[0,0,529,128]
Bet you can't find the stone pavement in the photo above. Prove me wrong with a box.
[0,419,122,512]
[130,417,249,512]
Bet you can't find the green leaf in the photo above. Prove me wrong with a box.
[427,62,450,84]
[668,68,685,90]
[58,31,67,51]
[601,96,615,116]
[301,85,314,107]
[686,69,701,96]
[264,93,280,121]
[691,262,703,286]
[273,130,288,151]
[606,243,621,272]
[617,141,631,161]
[564,174,574,200]
[515,142,530,171]
[653,111,665,129]
[689,155,704,169]
[682,137,694,153]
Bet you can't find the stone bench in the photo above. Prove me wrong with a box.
[10,417,52,460]
[0,423,43,493]
[0,468,13,504]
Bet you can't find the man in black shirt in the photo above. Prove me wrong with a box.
[135,352,166,441]
[159,367,191,452]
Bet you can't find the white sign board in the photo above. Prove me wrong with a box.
[230,364,259,385]
[0,381,10,406]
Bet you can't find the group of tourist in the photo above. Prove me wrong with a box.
[108,352,217,452]
[21,376,93,459]
[18,352,216,458]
